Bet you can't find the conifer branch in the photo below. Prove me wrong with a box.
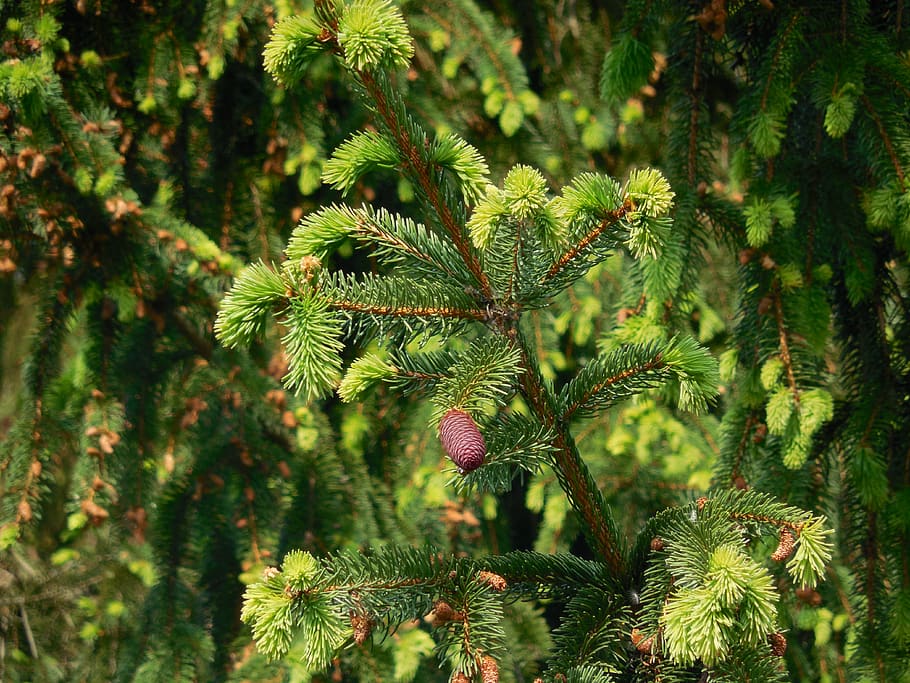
[731,412,759,484]
[861,94,907,191]
[356,70,493,298]
[544,199,632,281]
[560,350,666,422]
[773,284,801,406]
[759,13,802,113]
[688,30,704,186]
[332,299,486,321]
[426,2,516,99]
[507,324,628,577]
[321,273,486,331]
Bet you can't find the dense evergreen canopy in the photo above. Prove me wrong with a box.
[1,1,909,681]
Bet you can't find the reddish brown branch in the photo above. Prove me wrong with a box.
[773,285,800,405]
[562,355,665,422]
[545,200,631,280]
[861,95,907,191]
[507,326,626,576]
[332,300,486,320]
[357,71,493,298]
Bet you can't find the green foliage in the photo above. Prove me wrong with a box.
[212,3,832,681]
[4,0,910,681]
[336,0,414,72]
[280,290,346,400]
[215,261,287,348]
[599,34,653,105]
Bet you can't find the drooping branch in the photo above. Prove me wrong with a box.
[861,94,907,191]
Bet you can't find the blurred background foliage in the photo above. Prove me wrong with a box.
[1,0,909,681]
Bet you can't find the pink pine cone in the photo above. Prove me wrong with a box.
[438,408,486,473]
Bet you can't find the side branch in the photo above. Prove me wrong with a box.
[688,30,704,185]
[861,95,907,191]
[354,218,462,281]
[332,301,486,321]
[773,284,800,406]
[759,13,802,112]
[357,70,494,298]
[562,355,664,422]
[545,199,632,280]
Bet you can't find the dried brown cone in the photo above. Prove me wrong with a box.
[351,614,373,645]
[631,628,654,654]
[480,655,499,683]
[767,631,787,657]
[795,586,822,606]
[649,537,665,552]
[696,496,709,511]
[439,408,486,473]
[770,527,796,562]
[452,673,470,683]
[476,570,507,592]
[425,600,464,627]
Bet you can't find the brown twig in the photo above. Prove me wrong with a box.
[773,284,800,406]
[545,200,632,280]
[861,95,907,191]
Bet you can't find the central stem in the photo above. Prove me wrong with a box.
[508,324,627,578]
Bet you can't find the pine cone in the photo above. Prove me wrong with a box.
[480,655,499,683]
[771,528,796,562]
[476,570,507,591]
[439,408,486,473]
[767,631,787,657]
[425,600,464,626]
[452,673,470,683]
[351,614,373,645]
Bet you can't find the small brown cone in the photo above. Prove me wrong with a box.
[480,655,499,683]
[768,631,787,657]
[425,600,464,627]
[650,537,665,552]
[476,570,507,591]
[351,614,373,645]
[452,673,470,683]
[439,408,486,473]
[770,528,796,562]
[631,628,654,654]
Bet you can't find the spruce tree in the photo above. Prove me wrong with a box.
[218,2,832,681]
[2,0,910,682]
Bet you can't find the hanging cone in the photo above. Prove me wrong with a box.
[771,528,796,562]
[439,408,486,473]
[767,631,787,657]
[480,655,499,683]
